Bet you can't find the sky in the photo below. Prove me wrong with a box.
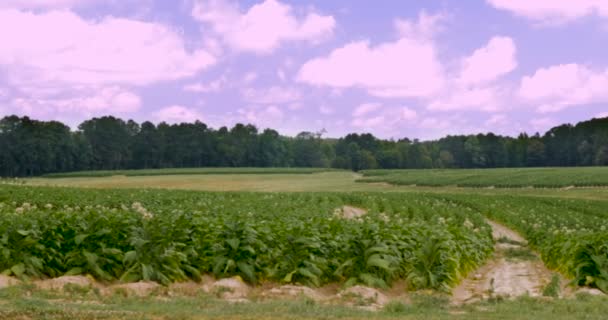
[1,0,608,140]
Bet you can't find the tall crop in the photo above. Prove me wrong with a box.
[0,186,493,291]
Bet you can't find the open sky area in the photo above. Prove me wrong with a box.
[1,0,607,139]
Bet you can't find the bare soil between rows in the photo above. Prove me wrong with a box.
[452,220,575,304]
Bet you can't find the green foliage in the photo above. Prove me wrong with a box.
[450,194,608,293]
[543,274,561,298]
[360,167,608,188]
[0,185,493,290]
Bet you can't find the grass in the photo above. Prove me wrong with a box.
[359,167,608,188]
[0,285,607,320]
[41,167,340,178]
[25,171,608,201]
[503,248,538,261]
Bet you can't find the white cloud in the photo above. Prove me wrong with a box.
[486,0,608,24]
[428,87,504,112]
[277,69,286,82]
[485,114,508,126]
[0,9,215,88]
[350,105,418,136]
[192,0,335,54]
[458,36,517,86]
[297,38,444,98]
[242,86,301,104]
[243,72,258,84]
[0,0,96,9]
[597,112,608,118]
[394,10,447,40]
[237,105,284,127]
[401,107,418,120]
[427,36,517,112]
[353,103,382,117]
[9,86,141,120]
[153,105,204,124]
[183,76,227,93]
[319,105,334,115]
[519,64,608,113]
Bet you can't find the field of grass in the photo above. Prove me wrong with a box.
[359,167,608,188]
[1,284,607,320]
[3,167,608,319]
[42,167,339,178]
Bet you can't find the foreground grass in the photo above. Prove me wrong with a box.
[0,285,606,320]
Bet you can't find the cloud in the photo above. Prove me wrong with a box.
[428,87,505,112]
[297,38,444,98]
[597,112,608,118]
[353,103,382,117]
[486,0,608,24]
[350,105,418,137]
[153,105,204,124]
[319,105,334,115]
[394,10,447,40]
[192,0,335,54]
[297,10,445,98]
[9,86,141,122]
[237,105,284,127]
[243,72,258,84]
[427,36,517,112]
[458,36,517,86]
[485,114,508,126]
[0,0,96,9]
[183,76,227,93]
[0,9,215,88]
[519,63,608,113]
[242,86,301,104]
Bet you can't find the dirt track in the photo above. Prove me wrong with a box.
[452,220,554,304]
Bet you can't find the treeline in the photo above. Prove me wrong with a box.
[0,115,607,177]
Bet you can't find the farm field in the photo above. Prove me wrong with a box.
[1,168,608,319]
[42,167,341,178]
[359,167,608,188]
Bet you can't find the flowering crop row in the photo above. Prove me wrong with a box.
[0,186,492,290]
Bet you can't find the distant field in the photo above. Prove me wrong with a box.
[42,167,339,178]
[359,167,608,188]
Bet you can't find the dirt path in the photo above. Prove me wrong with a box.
[452,220,554,304]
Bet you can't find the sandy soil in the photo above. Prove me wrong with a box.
[452,220,554,304]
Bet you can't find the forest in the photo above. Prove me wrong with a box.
[0,115,607,177]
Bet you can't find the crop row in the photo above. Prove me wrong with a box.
[0,186,492,290]
[359,167,608,188]
[449,195,608,292]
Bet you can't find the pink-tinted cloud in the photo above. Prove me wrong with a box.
[0,0,96,9]
[0,9,215,87]
[487,0,608,24]
[8,86,141,123]
[352,103,382,117]
[241,86,301,105]
[297,38,444,98]
[394,10,447,40]
[192,0,335,54]
[458,36,517,86]
[183,76,227,93]
[427,36,517,112]
[428,87,505,112]
[519,63,608,113]
[153,105,204,124]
